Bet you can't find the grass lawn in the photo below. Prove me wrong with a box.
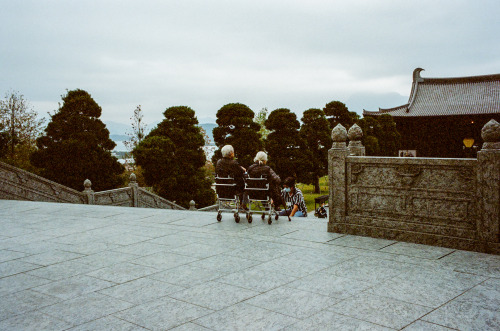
[295,176,329,214]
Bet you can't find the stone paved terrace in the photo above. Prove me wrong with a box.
[0,200,498,331]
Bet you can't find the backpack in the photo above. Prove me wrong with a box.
[315,206,327,218]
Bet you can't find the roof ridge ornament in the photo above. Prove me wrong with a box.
[413,68,425,82]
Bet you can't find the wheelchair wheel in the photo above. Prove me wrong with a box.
[234,213,240,223]
[275,214,279,221]
[217,212,222,222]
[268,215,272,225]
[248,215,253,223]
[261,213,265,220]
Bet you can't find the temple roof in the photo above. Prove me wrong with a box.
[363,68,500,117]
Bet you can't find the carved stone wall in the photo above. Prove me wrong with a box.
[0,161,185,211]
[0,161,86,204]
[342,158,478,251]
[328,120,500,254]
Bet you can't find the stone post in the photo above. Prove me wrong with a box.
[128,173,139,207]
[477,119,500,254]
[347,123,366,156]
[328,124,349,233]
[83,179,94,205]
[189,200,196,211]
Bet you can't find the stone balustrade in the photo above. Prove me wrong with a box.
[328,119,500,254]
[0,163,185,210]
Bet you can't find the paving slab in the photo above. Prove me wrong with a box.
[1,199,499,330]
[328,293,434,329]
[284,310,393,330]
[422,278,500,330]
[245,286,339,319]
[169,280,260,310]
[193,302,298,330]
[113,296,213,330]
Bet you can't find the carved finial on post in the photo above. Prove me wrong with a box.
[477,118,500,253]
[83,179,93,192]
[128,173,139,207]
[347,124,365,156]
[331,124,348,149]
[83,179,94,205]
[481,119,500,150]
[328,123,349,233]
[189,200,196,211]
[129,173,138,187]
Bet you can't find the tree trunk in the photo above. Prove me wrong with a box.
[313,176,321,194]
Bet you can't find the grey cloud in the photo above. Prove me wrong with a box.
[1,0,499,124]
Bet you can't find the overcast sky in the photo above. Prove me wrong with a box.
[1,0,499,126]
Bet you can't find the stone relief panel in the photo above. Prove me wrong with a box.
[94,188,133,207]
[411,166,475,192]
[346,159,478,232]
[349,190,402,215]
[348,162,475,192]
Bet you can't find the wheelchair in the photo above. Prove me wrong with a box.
[214,175,242,223]
[244,175,280,225]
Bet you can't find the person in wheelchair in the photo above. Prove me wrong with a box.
[247,151,286,210]
[215,145,247,209]
[279,177,307,217]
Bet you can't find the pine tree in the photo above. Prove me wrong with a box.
[300,108,332,193]
[212,103,262,169]
[323,100,359,130]
[265,108,313,181]
[30,89,123,191]
[133,106,215,208]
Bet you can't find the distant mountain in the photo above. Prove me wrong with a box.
[105,120,218,151]
[198,117,216,124]
[104,121,130,136]
[346,92,408,114]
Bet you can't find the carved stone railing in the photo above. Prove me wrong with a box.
[137,187,185,209]
[0,161,86,204]
[328,120,500,254]
[0,163,185,210]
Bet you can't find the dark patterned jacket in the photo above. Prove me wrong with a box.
[247,162,281,187]
[215,157,245,190]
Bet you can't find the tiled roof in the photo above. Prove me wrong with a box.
[363,68,500,117]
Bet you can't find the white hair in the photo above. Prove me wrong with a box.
[221,145,234,157]
[254,151,268,164]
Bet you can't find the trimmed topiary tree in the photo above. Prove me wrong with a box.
[265,108,313,181]
[133,106,215,208]
[30,89,123,191]
[212,103,262,169]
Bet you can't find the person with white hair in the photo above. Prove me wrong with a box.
[215,145,247,209]
[247,151,285,210]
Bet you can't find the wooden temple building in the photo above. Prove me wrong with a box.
[363,68,500,158]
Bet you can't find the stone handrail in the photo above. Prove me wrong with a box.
[328,120,500,254]
[94,187,134,207]
[137,187,185,210]
[0,161,86,204]
[0,161,185,210]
